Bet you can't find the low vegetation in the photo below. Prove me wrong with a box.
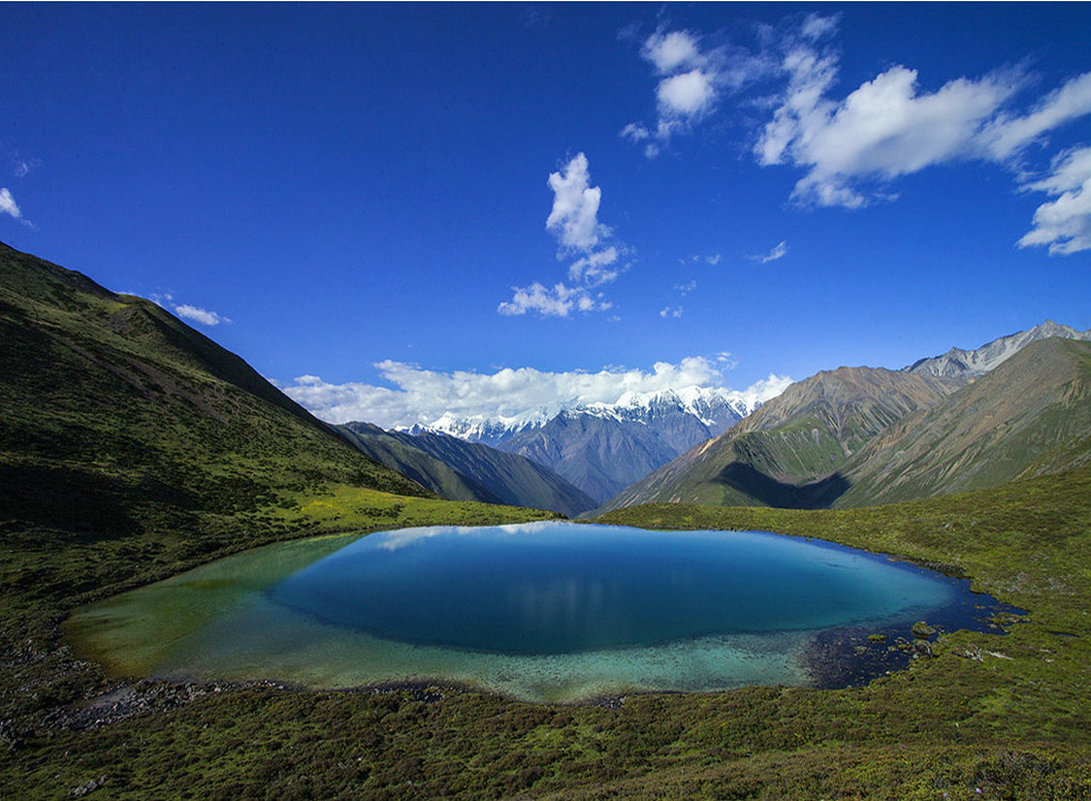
[3,468,1088,799]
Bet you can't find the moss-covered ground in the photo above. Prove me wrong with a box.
[2,467,1088,799]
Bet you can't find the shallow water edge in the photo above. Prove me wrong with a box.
[65,522,1023,704]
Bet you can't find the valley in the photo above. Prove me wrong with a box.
[1,240,1088,799]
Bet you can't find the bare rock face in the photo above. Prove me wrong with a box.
[905,320,1091,379]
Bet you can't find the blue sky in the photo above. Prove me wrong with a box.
[2,3,1089,426]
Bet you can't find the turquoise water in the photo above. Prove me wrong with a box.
[66,522,1010,702]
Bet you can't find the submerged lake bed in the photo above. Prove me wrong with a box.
[66,522,1019,703]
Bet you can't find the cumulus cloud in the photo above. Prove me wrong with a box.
[643,30,702,74]
[545,152,610,252]
[624,27,759,156]
[625,15,1091,253]
[0,187,22,219]
[173,304,231,326]
[279,357,793,429]
[500,153,627,317]
[736,373,796,410]
[659,305,683,319]
[658,69,717,117]
[497,282,610,318]
[758,56,1022,208]
[1018,146,1091,255]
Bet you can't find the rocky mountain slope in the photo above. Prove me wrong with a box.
[840,337,1091,505]
[409,387,754,503]
[600,328,1091,514]
[339,423,597,517]
[597,367,959,512]
[905,319,1091,378]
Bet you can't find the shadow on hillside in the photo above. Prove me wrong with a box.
[711,463,849,509]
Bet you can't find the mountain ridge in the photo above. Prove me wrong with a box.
[598,331,1091,515]
[905,319,1091,378]
[339,422,597,516]
[403,386,761,503]
[596,366,960,513]
[841,336,1091,505]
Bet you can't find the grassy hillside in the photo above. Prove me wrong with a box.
[336,422,505,505]
[0,240,556,739]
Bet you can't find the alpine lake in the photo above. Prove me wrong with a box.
[65,522,1018,703]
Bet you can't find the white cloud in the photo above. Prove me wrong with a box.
[675,280,697,295]
[502,153,626,317]
[737,373,797,409]
[980,72,1091,161]
[567,246,620,285]
[545,153,609,252]
[706,253,722,265]
[173,304,231,326]
[279,357,792,428]
[624,27,762,156]
[754,21,1091,211]
[716,351,739,370]
[0,187,22,219]
[759,57,1022,208]
[1018,146,1091,255]
[659,305,683,319]
[800,13,839,42]
[643,30,702,74]
[498,282,609,318]
[752,240,788,263]
[657,69,716,117]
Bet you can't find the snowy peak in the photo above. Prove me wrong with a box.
[906,320,1091,379]
[402,385,761,448]
[404,410,549,448]
[576,386,755,431]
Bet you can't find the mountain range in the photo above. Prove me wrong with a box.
[599,329,1091,514]
[905,319,1091,378]
[399,387,754,503]
[384,320,1090,511]
[337,422,597,517]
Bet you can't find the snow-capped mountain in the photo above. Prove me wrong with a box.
[403,410,550,449]
[402,386,759,449]
[905,320,1091,379]
[400,386,772,503]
